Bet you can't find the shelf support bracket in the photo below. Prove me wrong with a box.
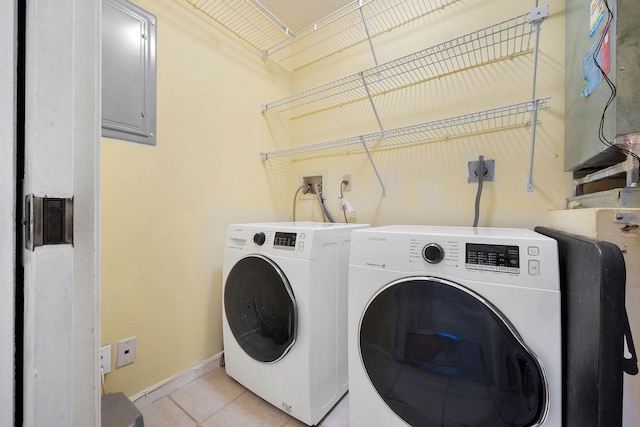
[526,106,539,193]
[525,3,549,192]
[359,5,379,67]
[361,72,384,132]
[360,136,387,197]
[614,212,640,227]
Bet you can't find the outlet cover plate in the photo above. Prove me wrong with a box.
[116,336,137,368]
[342,175,352,192]
[468,159,495,182]
[100,345,112,374]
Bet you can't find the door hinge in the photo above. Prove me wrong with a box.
[24,194,73,251]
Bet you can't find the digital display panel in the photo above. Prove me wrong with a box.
[274,232,297,249]
[466,243,519,272]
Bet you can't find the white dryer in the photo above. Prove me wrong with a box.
[222,222,368,426]
[348,226,562,427]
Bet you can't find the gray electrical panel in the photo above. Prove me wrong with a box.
[102,0,157,146]
[565,0,640,171]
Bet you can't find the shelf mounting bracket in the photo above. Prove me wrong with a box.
[361,72,384,132]
[614,212,640,226]
[525,3,549,192]
[360,136,387,197]
[359,5,379,67]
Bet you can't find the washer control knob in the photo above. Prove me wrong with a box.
[253,232,266,246]
[422,243,444,264]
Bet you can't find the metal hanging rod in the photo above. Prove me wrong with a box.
[260,98,550,162]
[262,11,537,119]
[184,0,461,71]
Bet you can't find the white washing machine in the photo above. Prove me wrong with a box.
[222,222,368,426]
[348,226,562,427]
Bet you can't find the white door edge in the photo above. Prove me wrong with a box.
[0,1,17,426]
[21,0,100,425]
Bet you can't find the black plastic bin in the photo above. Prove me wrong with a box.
[535,226,637,427]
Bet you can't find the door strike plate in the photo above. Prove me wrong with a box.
[24,194,74,251]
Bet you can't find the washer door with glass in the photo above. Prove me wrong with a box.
[224,255,297,363]
[359,277,546,427]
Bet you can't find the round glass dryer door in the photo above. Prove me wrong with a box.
[359,277,546,427]
[224,255,296,363]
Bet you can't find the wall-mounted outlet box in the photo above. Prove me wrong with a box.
[300,174,326,200]
[302,175,323,194]
[116,336,137,368]
[100,345,112,374]
[341,175,352,192]
[468,159,495,183]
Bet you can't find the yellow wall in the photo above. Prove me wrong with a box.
[101,0,292,395]
[286,0,570,227]
[102,0,571,396]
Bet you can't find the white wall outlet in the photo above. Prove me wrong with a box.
[116,336,137,368]
[341,175,352,192]
[100,345,112,374]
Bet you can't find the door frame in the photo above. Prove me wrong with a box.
[19,0,101,425]
[0,2,17,425]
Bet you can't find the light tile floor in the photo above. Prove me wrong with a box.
[139,367,349,427]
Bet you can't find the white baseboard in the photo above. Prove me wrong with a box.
[130,352,222,409]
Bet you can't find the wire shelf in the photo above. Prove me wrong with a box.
[262,12,536,119]
[260,98,550,161]
[184,0,460,71]
[185,0,291,50]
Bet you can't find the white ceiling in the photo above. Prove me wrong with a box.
[259,0,353,33]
